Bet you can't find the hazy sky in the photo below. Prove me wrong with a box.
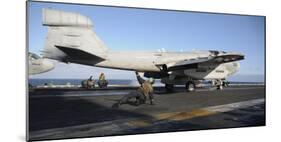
[28,1,265,82]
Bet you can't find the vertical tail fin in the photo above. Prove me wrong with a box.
[42,8,108,61]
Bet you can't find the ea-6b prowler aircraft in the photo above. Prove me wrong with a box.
[42,9,244,91]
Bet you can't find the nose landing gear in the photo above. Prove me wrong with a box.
[213,79,224,90]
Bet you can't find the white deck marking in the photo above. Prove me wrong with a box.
[197,86,264,92]
[205,98,264,113]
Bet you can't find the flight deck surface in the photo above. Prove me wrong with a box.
[28,85,265,141]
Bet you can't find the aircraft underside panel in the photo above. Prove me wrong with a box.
[184,64,229,79]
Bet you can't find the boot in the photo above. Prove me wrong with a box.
[135,99,140,106]
[150,99,155,105]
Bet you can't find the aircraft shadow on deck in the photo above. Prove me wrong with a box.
[28,94,154,132]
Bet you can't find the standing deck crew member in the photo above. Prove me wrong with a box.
[98,73,108,88]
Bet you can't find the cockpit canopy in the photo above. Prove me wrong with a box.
[209,50,227,56]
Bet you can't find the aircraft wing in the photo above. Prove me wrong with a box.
[159,52,244,71]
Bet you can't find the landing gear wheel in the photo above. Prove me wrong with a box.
[165,84,174,92]
[216,80,223,90]
[186,81,195,92]
[217,85,223,90]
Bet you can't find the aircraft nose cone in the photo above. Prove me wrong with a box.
[42,59,55,71]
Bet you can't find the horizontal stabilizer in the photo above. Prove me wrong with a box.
[55,45,105,62]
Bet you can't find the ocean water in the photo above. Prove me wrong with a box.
[28,79,138,86]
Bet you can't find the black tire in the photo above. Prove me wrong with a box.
[217,85,223,90]
[165,84,174,92]
[186,81,195,92]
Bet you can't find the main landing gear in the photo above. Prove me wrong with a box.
[186,81,195,92]
[213,79,224,90]
[165,81,196,92]
[165,84,174,92]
